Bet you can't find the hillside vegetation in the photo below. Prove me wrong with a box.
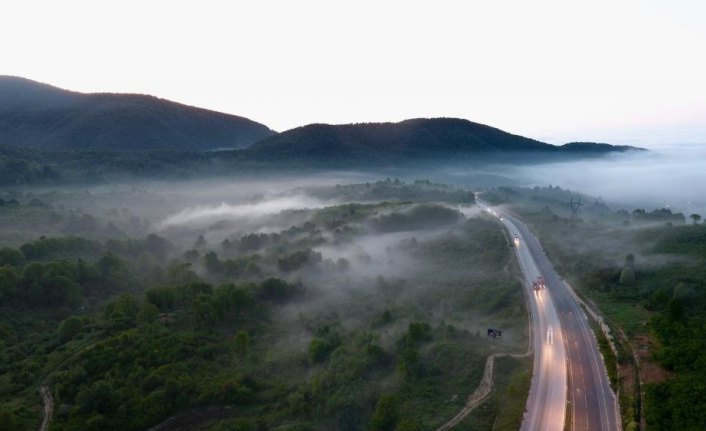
[0,76,274,152]
[244,118,642,164]
[0,182,530,431]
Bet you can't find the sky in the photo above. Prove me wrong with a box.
[2,0,706,147]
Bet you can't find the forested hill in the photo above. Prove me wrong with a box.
[0,76,641,158]
[243,118,643,162]
[559,142,641,152]
[0,76,275,151]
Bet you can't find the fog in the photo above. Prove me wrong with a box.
[314,228,447,280]
[425,144,706,216]
[158,194,331,229]
[8,143,705,255]
[152,143,706,228]
[515,145,706,215]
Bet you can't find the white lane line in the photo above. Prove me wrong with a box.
[502,216,566,431]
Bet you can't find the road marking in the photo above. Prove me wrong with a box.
[498,213,566,431]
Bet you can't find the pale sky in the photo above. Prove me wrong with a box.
[2,0,706,147]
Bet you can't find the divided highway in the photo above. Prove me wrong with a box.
[482,201,620,431]
[499,213,567,431]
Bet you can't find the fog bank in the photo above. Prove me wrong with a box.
[518,145,706,214]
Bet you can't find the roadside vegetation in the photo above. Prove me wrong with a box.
[486,185,706,430]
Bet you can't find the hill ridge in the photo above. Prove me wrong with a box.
[0,76,275,151]
[243,117,642,162]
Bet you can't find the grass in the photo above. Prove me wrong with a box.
[587,312,619,390]
[454,356,532,431]
[400,339,488,429]
[588,291,650,338]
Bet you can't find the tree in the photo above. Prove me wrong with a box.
[395,419,422,431]
[203,251,222,274]
[95,252,125,279]
[0,267,19,303]
[397,345,420,377]
[690,213,701,225]
[76,380,117,414]
[0,247,25,267]
[667,298,685,322]
[243,260,260,277]
[104,294,139,329]
[213,284,253,322]
[166,262,198,285]
[0,408,19,431]
[406,322,432,345]
[137,301,160,325]
[370,394,399,431]
[58,316,84,343]
[192,294,215,325]
[145,286,176,311]
[233,330,250,359]
[42,274,79,307]
[258,278,298,303]
[619,266,636,286]
[309,338,333,363]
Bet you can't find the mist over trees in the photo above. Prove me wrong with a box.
[0,179,531,430]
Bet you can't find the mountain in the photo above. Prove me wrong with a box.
[0,76,274,151]
[243,118,642,163]
[559,141,643,152]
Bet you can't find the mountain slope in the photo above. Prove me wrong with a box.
[0,76,274,151]
[243,118,640,163]
[559,141,641,152]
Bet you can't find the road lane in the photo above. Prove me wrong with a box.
[499,209,621,431]
[499,215,567,431]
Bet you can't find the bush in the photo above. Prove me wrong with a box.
[370,394,398,431]
[58,316,84,343]
[309,338,334,363]
[0,248,25,267]
[619,267,636,285]
[0,409,19,431]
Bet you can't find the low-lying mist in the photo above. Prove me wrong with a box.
[426,144,706,216]
[158,194,331,229]
[509,145,705,214]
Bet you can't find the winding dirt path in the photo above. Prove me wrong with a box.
[37,340,101,431]
[38,385,53,431]
[435,348,532,431]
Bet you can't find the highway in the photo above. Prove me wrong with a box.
[498,212,567,431]
[483,201,621,431]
